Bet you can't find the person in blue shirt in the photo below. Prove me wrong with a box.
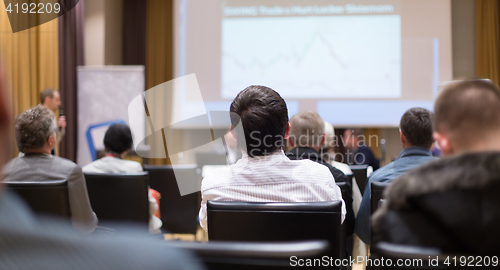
[354,107,438,245]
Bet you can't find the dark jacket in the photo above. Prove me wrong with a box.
[354,145,380,171]
[286,147,355,236]
[372,152,500,255]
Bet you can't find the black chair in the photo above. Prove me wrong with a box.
[143,164,201,234]
[344,174,354,189]
[166,240,331,270]
[369,242,467,269]
[337,181,352,269]
[371,182,390,215]
[4,180,70,219]
[349,164,369,195]
[207,201,342,268]
[84,172,149,229]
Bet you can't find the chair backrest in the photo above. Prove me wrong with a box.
[369,242,462,269]
[143,164,201,234]
[166,240,331,270]
[371,182,390,215]
[349,165,369,195]
[336,181,350,265]
[84,172,149,227]
[207,201,342,262]
[4,180,70,218]
[344,174,354,188]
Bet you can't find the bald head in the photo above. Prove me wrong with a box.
[434,80,500,156]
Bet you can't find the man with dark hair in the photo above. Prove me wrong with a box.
[83,124,162,233]
[355,107,437,245]
[83,124,141,173]
[372,80,500,253]
[344,128,380,170]
[2,105,98,234]
[40,88,66,147]
[286,111,355,236]
[199,86,346,231]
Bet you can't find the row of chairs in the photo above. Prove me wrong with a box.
[4,165,202,234]
[166,240,464,270]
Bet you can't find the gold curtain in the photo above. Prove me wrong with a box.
[0,1,59,158]
[145,0,180,165]
[364,128,381,158]
[475,0,500,85]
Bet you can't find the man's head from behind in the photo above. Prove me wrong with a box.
[230,85,289,157]
[289,111,325,151]
[104,124,133,157]
[40,88,61,111]
[15,105,57,153]
[399,107,434,149]
[433,80,500,156]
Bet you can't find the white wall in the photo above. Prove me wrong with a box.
[84,0,123,66]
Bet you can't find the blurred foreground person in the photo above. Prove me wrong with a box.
[83,124,162,233]
[0,65,205,269]
[373,80,500,254]
[355,107,437,245]
[2,105,98,234]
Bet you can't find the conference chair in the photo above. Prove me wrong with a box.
[337,181,352,268]
[371,182,390,215]
[4,180,70,219]
[166,240,331,270]
[369,242,467,270]
[207,201,343,269]
[143,164,201,234]
[84,172,149,230]
[344,174,354,188]
[349,164,369,195]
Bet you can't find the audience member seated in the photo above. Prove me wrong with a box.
[0,66,204,269]
[285,111,354,236]
[344,128,380,170]
[82,124,162,233]
[321,121,367,258]
[322,122,352,175]
[355,107,437,245]
[1,105,97,234]
[372,80,500,254]
[198,85,346,231]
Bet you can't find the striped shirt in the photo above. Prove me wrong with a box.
[199,150,346,231]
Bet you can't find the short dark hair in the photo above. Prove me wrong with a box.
[40,88,56,104]
[434,80,500,145]
[230,85,288,157]
[103,124,133,154]
[15,105,56,152]
[400,107,434,148]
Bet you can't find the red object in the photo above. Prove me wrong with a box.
[149,188,161,219]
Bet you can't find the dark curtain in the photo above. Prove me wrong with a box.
[123,0,147,65]
[58,0,84,162]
